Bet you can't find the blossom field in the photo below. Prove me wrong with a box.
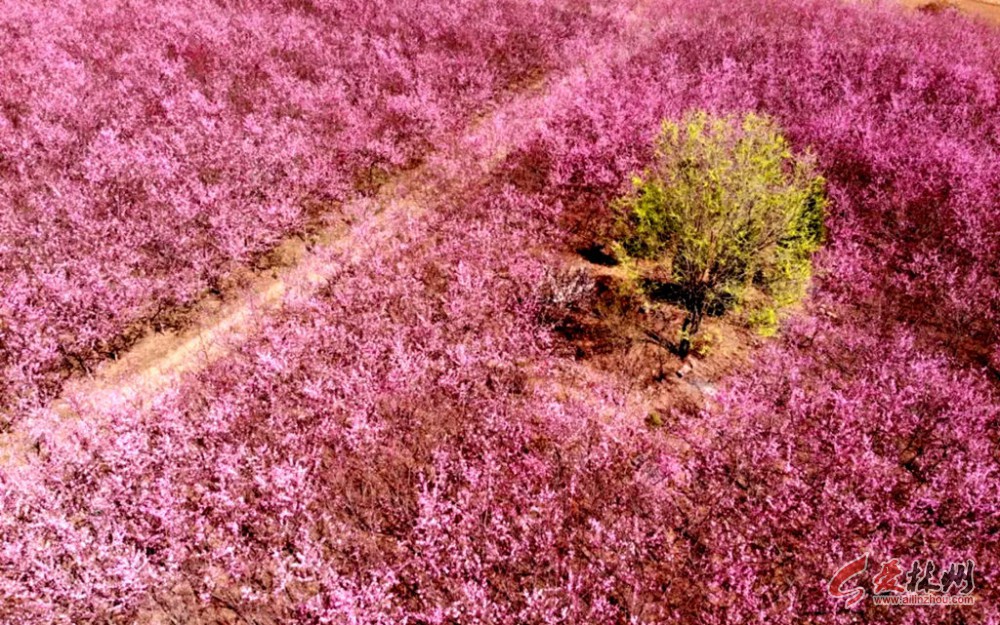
[1,0,999,623]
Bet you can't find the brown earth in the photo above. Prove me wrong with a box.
[545,254,762,417]
[900,0,1000,24]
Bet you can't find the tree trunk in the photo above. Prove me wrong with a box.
[679,290,705,359]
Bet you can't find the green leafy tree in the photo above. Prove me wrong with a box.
[614,111,826,349]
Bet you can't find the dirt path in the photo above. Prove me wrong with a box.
[52,80,561,412]
[0,95,539,465]
[0,97,484,460]
[0,1,665,468]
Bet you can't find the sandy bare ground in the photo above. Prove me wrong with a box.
[900,0,1000,23]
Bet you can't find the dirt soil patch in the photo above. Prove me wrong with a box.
[901,0,1000,24]
[546,253,761,418]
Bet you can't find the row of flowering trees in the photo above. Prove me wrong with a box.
[2,0,999,622]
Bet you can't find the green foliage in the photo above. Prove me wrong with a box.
[748,306,779,337]
[613,111,826,335]
[690,326,721,356]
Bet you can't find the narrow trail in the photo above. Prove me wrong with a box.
[0,93,541,466]
[0,0,663,468]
